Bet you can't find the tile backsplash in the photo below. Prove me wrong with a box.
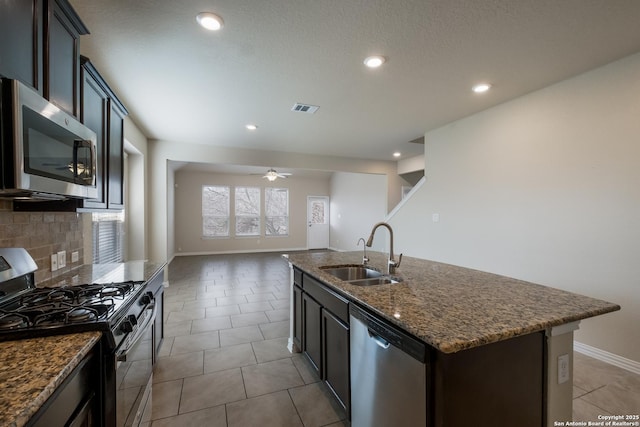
[0,200,85,283]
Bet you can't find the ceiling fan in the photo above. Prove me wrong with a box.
[256,168,292,181]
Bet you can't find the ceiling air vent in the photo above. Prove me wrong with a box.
[291,103,319,114]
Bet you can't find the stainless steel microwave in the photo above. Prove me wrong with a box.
[0,78,97,199]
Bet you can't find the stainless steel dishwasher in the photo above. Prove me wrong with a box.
[350,304,428,427]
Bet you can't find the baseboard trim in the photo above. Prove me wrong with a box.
[574,341,640,375]
[173,247,309,257]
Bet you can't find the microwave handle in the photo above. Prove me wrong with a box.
[73,139,95,184]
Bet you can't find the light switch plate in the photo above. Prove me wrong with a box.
[71,251,79,263]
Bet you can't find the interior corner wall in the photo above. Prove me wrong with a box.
[389,53,640,362]
[329,172,388,252]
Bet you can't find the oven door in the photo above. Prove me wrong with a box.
[115,301,156,427]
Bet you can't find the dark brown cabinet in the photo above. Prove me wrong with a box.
[107,100,125,209]
[80,57,127,210]
[45,0,87,117]
[80,59,108,209]
[0,0,87,116]
[302,292,322,373]
[433,331,544,427]
[0,0,43,89]
[294,268,350,413]
[322,309,350,411]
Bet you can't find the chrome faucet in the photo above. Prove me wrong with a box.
[366,222,402,275]
[357,237,369,265]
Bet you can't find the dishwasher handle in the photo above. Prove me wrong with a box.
[368,329,391,349]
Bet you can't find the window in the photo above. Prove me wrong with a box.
[265,187,289,236]
[235,186,260,236]
[203,185,230,237]
[92,211,124,263]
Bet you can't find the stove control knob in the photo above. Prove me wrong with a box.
[140,293,152,305]
[120,315,137,333]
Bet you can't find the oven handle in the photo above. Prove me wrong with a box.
[116,301,157,362]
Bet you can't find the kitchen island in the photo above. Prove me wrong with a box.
[285,251,620,427]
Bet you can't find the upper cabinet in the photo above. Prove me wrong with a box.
[45,0,88,117]
[0,0,88,117]
[80,57,128,210]
[0,0,43,91]
[2,1,128,211]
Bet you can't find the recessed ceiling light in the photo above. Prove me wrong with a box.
[393,152,401,158]
[196,12,224,31]
[363,55,386,68]
[472,83,492,93]
[245,124,258,131]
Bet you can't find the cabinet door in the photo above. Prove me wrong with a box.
[80,64,108,209]
[293,285,303,350]
[107,101,125,209]
[0,0,43,91]
[322,309,350,412]
[302,293,322,375]
[45,0,83,116]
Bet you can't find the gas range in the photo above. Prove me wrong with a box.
[0,248,149,350]
[0,247,162,427]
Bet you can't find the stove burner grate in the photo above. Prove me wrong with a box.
[0,312,30,330]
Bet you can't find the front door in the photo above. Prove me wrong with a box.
[307,196,329,249]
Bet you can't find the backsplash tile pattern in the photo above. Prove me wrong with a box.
[0,200,85,283]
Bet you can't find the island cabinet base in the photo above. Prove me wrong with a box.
[433,331,544,427]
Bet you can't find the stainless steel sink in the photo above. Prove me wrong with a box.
[320,265,382,281]
[348,277,399,286]
[320,265,400,286]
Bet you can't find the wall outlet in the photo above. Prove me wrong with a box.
[71,251,79,263]
[57,251,66,268]
[558,353,570,384]
[51,254,58,272]
[432,213,440,222]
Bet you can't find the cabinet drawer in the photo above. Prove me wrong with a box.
[303,274,349,324]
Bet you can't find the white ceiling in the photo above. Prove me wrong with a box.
[71,0,640,162]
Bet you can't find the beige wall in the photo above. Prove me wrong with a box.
[124,117,148,260]
[174,170,330,254]
[329,172,388,252]
[390,53,640,362]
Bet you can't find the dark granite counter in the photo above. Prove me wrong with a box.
[285,251,620,353]
[0,332,101,427]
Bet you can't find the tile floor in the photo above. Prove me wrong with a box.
[148,252,640,426]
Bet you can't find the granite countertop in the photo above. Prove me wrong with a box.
[285,251,620,353]
[0,332,101,427]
